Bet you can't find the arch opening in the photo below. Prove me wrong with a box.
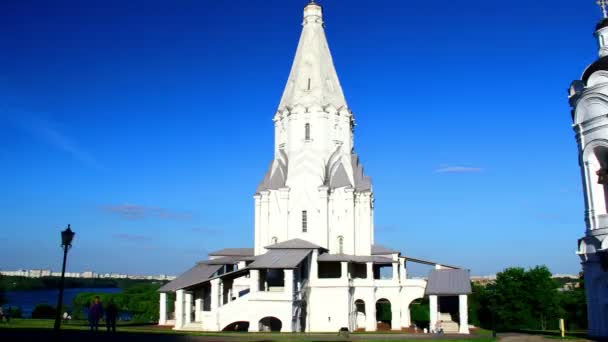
[375,298,392,330]
[354,299,366,331]
[259,316,282,332]
[222,321,249,332]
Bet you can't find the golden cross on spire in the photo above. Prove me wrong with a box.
[599,0,608,18]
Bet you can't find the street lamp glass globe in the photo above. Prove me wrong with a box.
[61,225,75,247]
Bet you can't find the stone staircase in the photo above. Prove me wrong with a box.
[438,313,459,333]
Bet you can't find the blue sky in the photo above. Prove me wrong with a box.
[0,0,600,276]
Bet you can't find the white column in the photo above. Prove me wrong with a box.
[310,250,319,283]
[391,300,400,331]
[365,294,376,332]
[401,300,411,328]
[185,292,193,324]
[429,295,438,332]
[210,279,219,311]
[392,262,398,281]
[458,294,469,334]
[260,191,270,250]
[285,269,294,297]
[219,281,224,307]
[254,194,262,255]
[250,270,259,294]
[175,289,184,329]
[341,261,348,280]
[194,298,202,322]
[159,292,167,325]
[366,262,373,280]
[399,258,407,282]
[210,279,220,331]
[279,187,290,240]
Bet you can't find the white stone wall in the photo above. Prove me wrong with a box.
[569,28,608,339]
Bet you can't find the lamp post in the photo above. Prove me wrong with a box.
[53,225,75,338]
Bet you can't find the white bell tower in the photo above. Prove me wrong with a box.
[569,1,608,338]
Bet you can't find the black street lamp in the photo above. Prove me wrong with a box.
[53,225,75,338]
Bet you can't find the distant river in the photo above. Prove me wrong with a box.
[4,288,122,318]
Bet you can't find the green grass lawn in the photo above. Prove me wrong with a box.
[0,319,494,342]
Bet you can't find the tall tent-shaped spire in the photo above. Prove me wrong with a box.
[278,2,348,111]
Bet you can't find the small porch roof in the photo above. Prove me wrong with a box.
[200,256,256,265]
[371,244,399,255]
[248,249,311,269]
[158,263,222,292]
[425,269,472,295]
[208,247,254,257]
[317,253,393,264]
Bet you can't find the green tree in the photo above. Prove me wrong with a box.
[557,272,587,330]
[493,267,534,330]
[525,266,561,330]
[72,283,161,322]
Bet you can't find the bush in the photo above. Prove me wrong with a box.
[73,283,161,322]
[32,304,56,319]
[410,298,430,329]
[7,306,22,318]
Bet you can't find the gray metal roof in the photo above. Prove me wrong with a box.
[265,238,322,250]
[425,269,472,295]
[248,249,311,269]
[200,256,255,265]
[208,248,254,257]
[158,263,222,292]
[317,253,393,264]
[371,244,399,255]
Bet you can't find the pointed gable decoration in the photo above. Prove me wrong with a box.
[278,2,347,111]
[265,238,324,250]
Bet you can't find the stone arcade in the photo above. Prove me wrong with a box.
[158,2,471,333]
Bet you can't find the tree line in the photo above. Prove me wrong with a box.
[469,266,587,331]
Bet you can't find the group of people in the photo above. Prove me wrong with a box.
[88,296,118,333]
[0,306,11,323]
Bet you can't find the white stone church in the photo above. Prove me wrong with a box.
[569,3,608,339]
[159,1,471,333]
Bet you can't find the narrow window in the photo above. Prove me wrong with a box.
[305,123,311,141]
[338,236,344,254]
[302,210,308,232]
[307,78,311,90]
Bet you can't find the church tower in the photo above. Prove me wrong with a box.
[569,2,608,338]
[254,1,374,256]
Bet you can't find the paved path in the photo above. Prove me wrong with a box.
[498,333,591,342]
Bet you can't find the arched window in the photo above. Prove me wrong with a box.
[271,236,278,245]
[337,236,344,254]
[305,123,311,141]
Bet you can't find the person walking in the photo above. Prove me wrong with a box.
[88,296,104,332]
[105,298,118,333]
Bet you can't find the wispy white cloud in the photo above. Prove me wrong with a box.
[101,204,192,221]
[3,110,101,169]
[435,166,483,174]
